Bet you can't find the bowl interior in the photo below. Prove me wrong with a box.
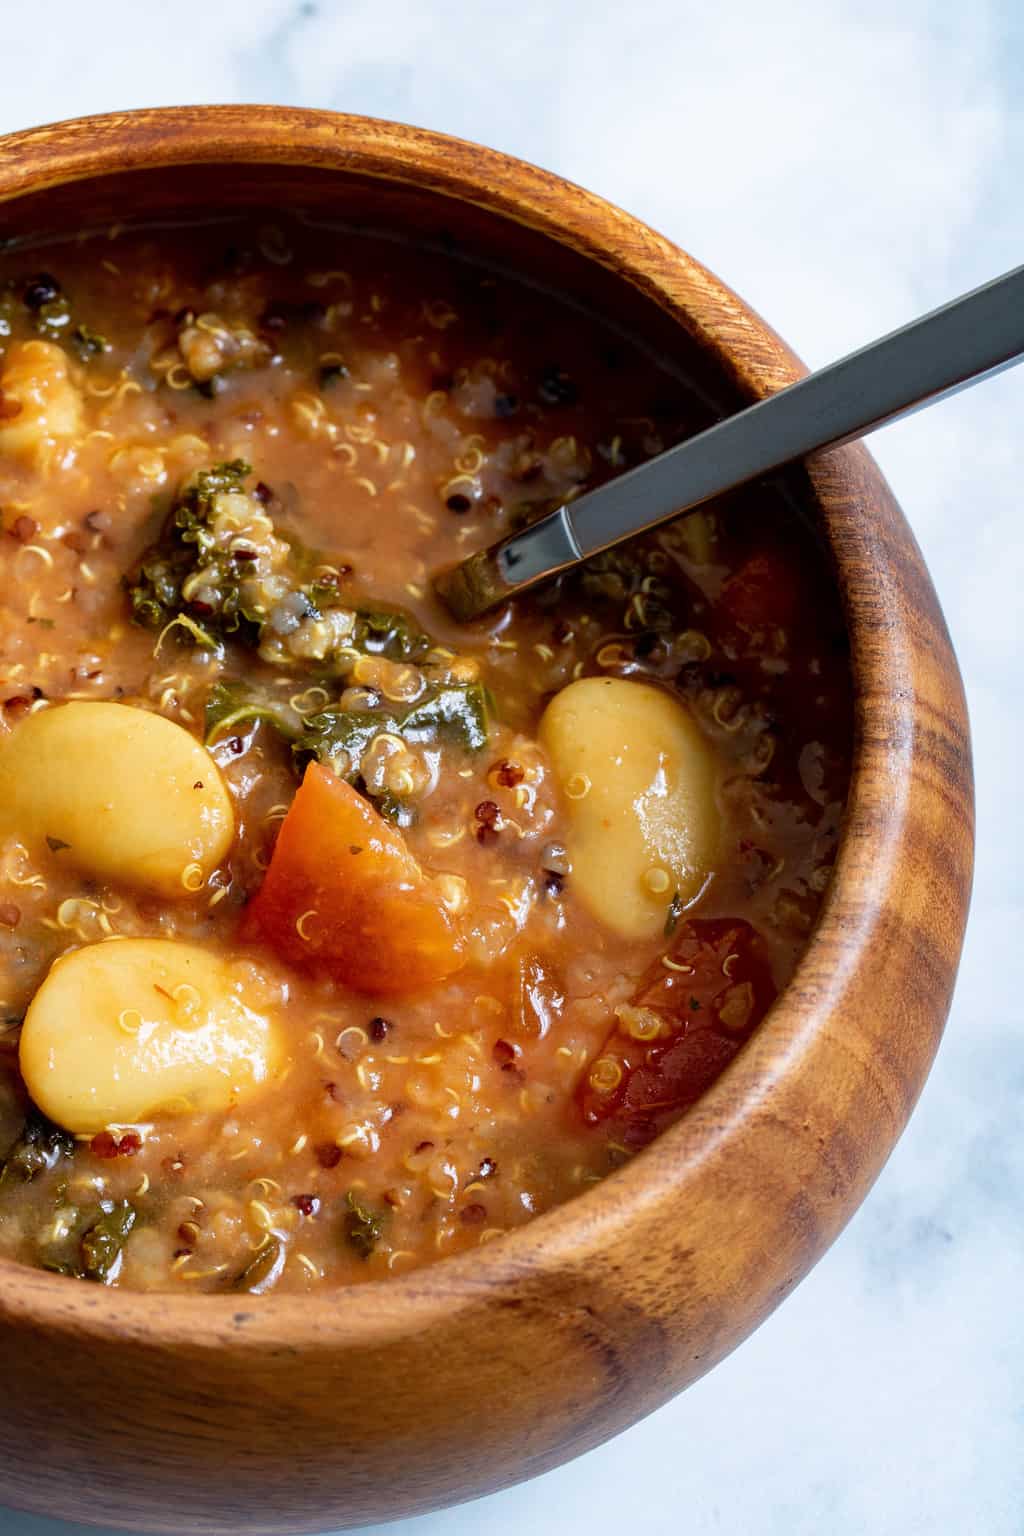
[0,141,844,1315]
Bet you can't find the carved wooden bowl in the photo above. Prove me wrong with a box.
[0,107,973,1535]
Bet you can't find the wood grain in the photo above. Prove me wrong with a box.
[0,107,973,1534]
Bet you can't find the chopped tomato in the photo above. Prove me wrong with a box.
[577,917,776,1147]
[240,764,465,995]
[720,551,803,632]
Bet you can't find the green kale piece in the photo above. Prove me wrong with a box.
[0,1110,75,1191]
[71,324,109,361]
[206,677,491,809]
[296,682,491,769]
[400,684,492,751]
[352,607,430,662]
[296,708,394,770]
[204,679,304,745]
[342,1191,383,1260]
[231,1236,286,1294]
[125,459,258,637]
[79,1200,136,1284]
[126,460,433,677]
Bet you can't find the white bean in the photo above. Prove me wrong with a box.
[20,939,281,1133]
[0,701,234,898]
[539,677,719,939]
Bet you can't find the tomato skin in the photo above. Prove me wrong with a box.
[240,764,465,996]
[577,917,776,1147]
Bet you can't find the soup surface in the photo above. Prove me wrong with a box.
[0,220,851,1291]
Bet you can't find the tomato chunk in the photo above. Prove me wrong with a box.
[577,917,776,1147]
[241,764,465,995]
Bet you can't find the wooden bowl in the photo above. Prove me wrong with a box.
[0,108,973,1535]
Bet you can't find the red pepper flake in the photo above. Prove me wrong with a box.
[91,1130,142,1159]
[0,391,23,422]
[62,530,88,554]
[460,1202,487,1225]
[492,1038,518,1065]
[0,903,20,929]
[228,736,245,755]
[414,1139,435,1155]
[8,515,38,544]
[493,760,524,788]
[315,1142,343,1169]
[2,695,33,722]
[292,1193,320,1217]
[477,1157,497,1179]
[369,1016,391,1042]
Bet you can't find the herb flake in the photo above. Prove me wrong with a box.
[343,1190,383,1260]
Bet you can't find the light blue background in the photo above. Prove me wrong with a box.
[1,3,1021,1533]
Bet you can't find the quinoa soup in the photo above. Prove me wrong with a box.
[0,219,851,1292]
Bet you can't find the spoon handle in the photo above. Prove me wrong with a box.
[437,262,1024,619]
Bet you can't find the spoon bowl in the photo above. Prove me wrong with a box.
[436,263,1024,620]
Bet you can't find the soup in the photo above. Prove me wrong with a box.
[0,220,851,1291]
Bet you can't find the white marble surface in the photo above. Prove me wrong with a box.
[1,3,1021,1533]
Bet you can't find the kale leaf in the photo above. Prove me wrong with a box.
[342,1191,383,1260]
[230,1235,286,1294]
[39,1199,137,1284]
[79,1200,137,1284]
[71,324,109,361]
[204,679,304,745]
[0,1110,75,1191]
[351,607,430,663]
[125,459,259,638]
[126,460,436,680]
[295,683,492,768]
[205,679,492,815]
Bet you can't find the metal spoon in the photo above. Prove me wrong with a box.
[435,263,1024,621]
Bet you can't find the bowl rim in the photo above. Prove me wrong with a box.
[0,104,969,1351]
